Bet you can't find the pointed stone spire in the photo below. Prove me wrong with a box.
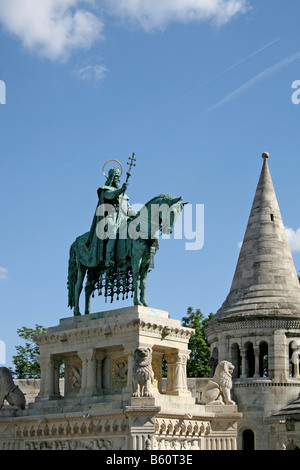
[212,152,300,323]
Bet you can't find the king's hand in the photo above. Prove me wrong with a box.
[121,182,128,193]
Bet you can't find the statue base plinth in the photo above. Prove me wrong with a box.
[0,306,241,451]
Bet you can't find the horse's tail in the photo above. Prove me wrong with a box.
[67,242,77,309]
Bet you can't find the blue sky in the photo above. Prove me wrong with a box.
[0,0,300,369]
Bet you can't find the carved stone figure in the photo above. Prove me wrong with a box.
[201,361,235,405]
[0,367,26,409]
[132,348,154,398]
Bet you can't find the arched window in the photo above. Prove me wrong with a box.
[242,429,255,451]
[259,342,268,377]
[245,342,255,378]
[209,347,218,376]
[231,343,241,378]
[289,341,300,378]
[286,442,300,451]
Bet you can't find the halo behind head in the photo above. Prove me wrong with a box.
[102,159,123,178]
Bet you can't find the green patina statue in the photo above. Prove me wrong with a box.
[67,154,185,316]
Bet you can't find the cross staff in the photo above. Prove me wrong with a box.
[125,152,136,184]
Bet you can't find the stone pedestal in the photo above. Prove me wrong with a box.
[0,306,242,451]
[34,306,194,402]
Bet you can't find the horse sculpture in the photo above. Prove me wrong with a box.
[67,194,185,316]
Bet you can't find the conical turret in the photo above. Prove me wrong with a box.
[211,152,300,323]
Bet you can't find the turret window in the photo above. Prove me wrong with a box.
[245,342,255,378]
[242,429,255,451]
[240,341,269,378]
[289,341,300,378]
[259,342,268,378]
[231,343,241,378]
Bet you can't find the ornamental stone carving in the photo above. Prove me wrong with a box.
[201,361,235,405]
[132,348,154,397]
[0,367,26,410]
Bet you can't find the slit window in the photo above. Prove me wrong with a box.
[270,214,274,222]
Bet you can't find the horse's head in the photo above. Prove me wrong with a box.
[146,194,186,236]
[161,195,186,235]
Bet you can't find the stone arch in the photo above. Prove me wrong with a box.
[286,441,300,451]
[245,342,255,378]
[259,341,268,378]
[242,428,255,450]
[231,342,241,379]
[209,346,218,376]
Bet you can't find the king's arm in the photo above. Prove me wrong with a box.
[101,183,128,200]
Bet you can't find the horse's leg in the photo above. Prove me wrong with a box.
[139,260,150,307]
[84,273,93,315]
[74,263,86,316]
[84,268,100,315]
[131,255,142,306]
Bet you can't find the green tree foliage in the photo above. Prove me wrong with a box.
[12,325,47,379]
[181,307,213,378]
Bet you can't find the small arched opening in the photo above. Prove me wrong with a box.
[209,347,218,376]
[231,343,241,379]
[245,342,255,378]
[242,429,255,451]
[259,341,268,377]
[286,442,300,451]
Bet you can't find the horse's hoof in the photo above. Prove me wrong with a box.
[74,312,81,317]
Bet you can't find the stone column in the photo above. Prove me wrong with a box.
[165,353,176,394]
[272,331,288,381]
[166,350,191,396]
[52,357,62,398]
[253,346,260,378]
[291,347,300,379]
[36,355,61,400]
[78,349,98,397]
[124,346,138,394]
[36,356,48,400]
[240,347,247,378]
[95,351,106,394]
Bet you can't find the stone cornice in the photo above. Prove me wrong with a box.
[36,319,194,347]
[205,317,300,337]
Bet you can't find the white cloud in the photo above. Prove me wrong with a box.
[285,227,300,252]
[0,267,8,280]
[0,0,104,61]
[0,0,251,62]
[75,64,108,84]
[107,0,250,30]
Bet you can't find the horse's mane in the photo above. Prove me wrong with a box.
[143,193,181,208]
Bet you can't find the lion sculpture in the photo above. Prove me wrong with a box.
[201,361,235,405]
[132,347,154,398]
[0,367,26,409]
